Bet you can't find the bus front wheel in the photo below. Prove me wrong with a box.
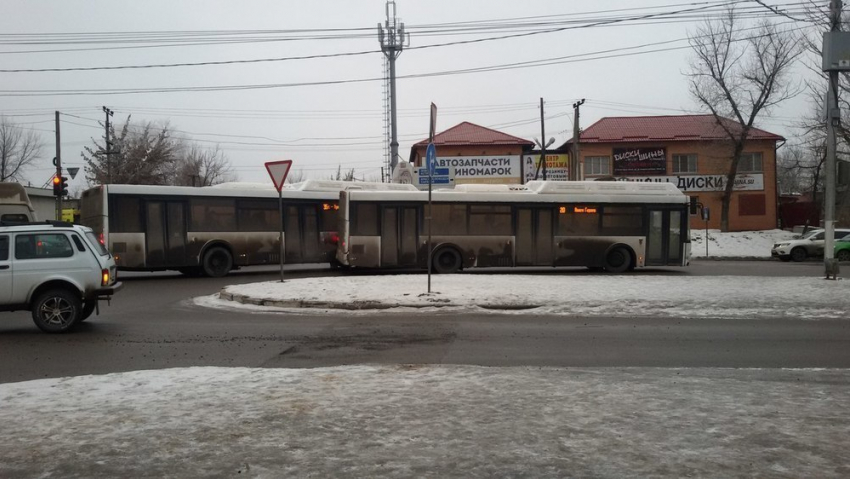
[433,248,462,274]
[604,247,631,273]
[202,247,233,277]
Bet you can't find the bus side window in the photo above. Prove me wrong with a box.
[601,206,643,236]
[428,204,467,235]
[558,207,600,236]
[353,204,379,236]
[191,198,236,232]
[111,197,143,233]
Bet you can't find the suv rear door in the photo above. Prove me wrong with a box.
[0,235,10,303]
[13,231,84,302]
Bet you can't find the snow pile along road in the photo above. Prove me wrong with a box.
[216,274,850,319]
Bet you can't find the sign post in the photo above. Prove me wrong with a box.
[265,160,293,283]
[426,103,437,294]
[426,142,436,294]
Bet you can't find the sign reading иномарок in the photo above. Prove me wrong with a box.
[434,156,522,184]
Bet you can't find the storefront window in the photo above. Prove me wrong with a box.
[672,154,698,174]
[584,157,610,176]
[739,153,763,173]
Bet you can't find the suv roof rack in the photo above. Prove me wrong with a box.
[0,220,75,228]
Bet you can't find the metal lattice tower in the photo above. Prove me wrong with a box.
[382,55,391,182]
[378,0,405,180]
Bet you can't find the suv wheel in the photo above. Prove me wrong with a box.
[790,247,808,262]
[31,289,81,333]
[838,250,850,262]
[79,301,97,322]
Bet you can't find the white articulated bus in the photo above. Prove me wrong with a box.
[79,180,416,277]
[336,181,691,273]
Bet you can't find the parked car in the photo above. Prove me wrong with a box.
[0,221,122,333]
[836,237,850,262]
[771,228,850,262]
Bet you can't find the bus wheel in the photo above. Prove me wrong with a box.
[202,247,233,277]
[603,247,631,273]
[433,248,462,274]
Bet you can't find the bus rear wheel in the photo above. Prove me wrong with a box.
[202,247,233,277]
[433,248,462,274]
[604,247,631,273]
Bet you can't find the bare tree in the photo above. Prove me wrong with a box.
[687,7,801,231]
[777,144,823,197]
[83,116,179,185]
[172,145,236,186]
[285,169,305,184]
[0,116,44,182]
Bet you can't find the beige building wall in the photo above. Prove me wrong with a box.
[579,139,778,231]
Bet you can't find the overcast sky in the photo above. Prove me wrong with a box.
[0,0,819,190]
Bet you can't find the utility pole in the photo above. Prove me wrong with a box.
[55,111,62,220]
[103,106,113,184]
[378,1,406,177]
[571,99,586,181]
[824,0,842,279]
[540,98,547,181]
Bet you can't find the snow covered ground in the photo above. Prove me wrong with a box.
[1,366,848,477]
[3,228,848,477]
[690,228,798,258]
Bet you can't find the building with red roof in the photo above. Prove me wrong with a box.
[560,114,785,231]
[409,122,534,185]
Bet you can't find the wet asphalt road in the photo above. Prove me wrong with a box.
[1,260,848,383]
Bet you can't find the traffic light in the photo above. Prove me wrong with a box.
[60,176,68,197]
[52,176,61,196]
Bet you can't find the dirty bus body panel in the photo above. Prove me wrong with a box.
[337,181,690,273]
[0,182,37,223]
[80,181,417,277]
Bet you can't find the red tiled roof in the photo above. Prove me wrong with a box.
[571,115,785,145]
[412,121,534,147]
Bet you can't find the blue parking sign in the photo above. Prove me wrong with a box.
[426,143,437,176]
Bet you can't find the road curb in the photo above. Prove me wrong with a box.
[218,289,542,311]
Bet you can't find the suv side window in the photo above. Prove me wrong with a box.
[0,235,8,261]
[812,232,825,241]
[15,233,74,260]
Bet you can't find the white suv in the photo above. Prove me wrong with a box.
[771,228,850,262]
[0,221,122,333]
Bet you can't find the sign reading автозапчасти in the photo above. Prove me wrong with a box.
[612,147,667,175]
[435,156,521,181]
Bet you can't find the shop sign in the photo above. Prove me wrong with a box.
[523,154,569,182]
[434,156,521,183]
[612,147,667,175]
[615,173,764,192]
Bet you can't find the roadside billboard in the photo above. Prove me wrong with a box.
[523,154,569,182]
[612,146,667,176]
[434,156,522,185]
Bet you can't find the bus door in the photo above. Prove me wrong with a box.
[515,208,554,266]
[284,203,321,263]
[381,206,418,267]
[145,200,187,267]
[645,208,684,266]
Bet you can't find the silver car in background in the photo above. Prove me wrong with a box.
[771,228,850,262]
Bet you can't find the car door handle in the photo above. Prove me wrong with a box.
[0,265,8,270]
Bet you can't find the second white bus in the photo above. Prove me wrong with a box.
[337,181,691,273]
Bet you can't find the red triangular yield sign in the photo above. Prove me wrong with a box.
[265,160,293,191]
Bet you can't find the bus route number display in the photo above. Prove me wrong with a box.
[560,206,598,214]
